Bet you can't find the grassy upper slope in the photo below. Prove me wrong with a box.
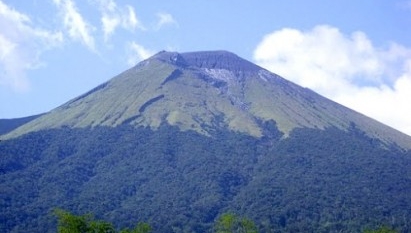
[2,51,410,149]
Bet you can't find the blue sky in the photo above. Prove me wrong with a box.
[1,0,411,136]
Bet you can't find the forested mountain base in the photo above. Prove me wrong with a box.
[1,122,411,232]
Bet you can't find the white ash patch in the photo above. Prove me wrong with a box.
[203,68,236,82]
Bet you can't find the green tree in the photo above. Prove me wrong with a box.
[239,218,257,233]
[215,213,258,233]
[54,209,151,233]
[54,209,91,233]
[88,220,116,233]
[215,213,236,233]
[119,222,151,233]
[364,226,397,233]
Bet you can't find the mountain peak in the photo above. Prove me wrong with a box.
[151,50,259,73]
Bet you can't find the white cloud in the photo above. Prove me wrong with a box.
[127,42,154,66]
[0,0,63,92]
[155,12,178,30]
[125,5,141,30]
[94,0,144,41]
[53,0,96,50]
[254,25,411,136]
[334,60,411,136]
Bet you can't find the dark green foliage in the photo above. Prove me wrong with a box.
[0,123,410,232]
[231,126,411,232]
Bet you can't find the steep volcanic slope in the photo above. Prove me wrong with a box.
[3,51,411,149]
[1,51,411,233]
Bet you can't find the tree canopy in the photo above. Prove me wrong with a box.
[54,209,151,233]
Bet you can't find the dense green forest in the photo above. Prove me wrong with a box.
[1,122,411,232]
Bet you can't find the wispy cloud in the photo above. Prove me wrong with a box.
[94,0,145,41]
[53,0,96,50]
[155,12,178,30]
[125,5,142,30]
[0,0,63,92]
[254,25,411,136]
[127,41,154,66]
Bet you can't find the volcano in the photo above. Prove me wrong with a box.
[1,51,411,233]
[3,51,411,149]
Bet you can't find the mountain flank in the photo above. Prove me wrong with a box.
[1,50,411,233]
[0,114,43,136]
[2,51,411,149]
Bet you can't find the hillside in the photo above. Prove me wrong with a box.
[0,114,43,136]
[1,124,411,232]
[3,51,411,149]
[1,51,411,233]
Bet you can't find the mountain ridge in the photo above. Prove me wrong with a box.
[153,50,260,72]
[2,50,411,149]
[0,114,43,136]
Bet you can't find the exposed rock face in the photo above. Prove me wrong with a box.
[3,51,411,149]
